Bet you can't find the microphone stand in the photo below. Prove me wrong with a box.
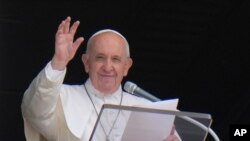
[179,115,220,141]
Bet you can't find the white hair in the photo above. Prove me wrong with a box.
[86,29,130,57]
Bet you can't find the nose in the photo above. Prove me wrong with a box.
[102,59,113,72]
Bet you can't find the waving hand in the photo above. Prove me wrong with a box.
[51,17,84,70]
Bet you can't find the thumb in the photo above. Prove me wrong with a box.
[170,125,175,135]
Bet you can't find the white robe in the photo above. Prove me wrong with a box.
[21,62,150,141]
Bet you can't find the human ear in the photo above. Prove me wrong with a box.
[123,58,133,76]
[82,54,89,73]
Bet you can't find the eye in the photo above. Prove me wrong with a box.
[112,57,121,63]
[95,55,105,61]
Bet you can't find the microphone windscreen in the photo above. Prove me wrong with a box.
[124,81,137,94]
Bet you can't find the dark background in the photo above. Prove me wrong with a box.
[1,0,250,140]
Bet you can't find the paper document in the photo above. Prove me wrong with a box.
[121,98,179,141]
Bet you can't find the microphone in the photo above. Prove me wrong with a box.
[124,81,161,102]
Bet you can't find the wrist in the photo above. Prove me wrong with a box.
[51,56,68,70]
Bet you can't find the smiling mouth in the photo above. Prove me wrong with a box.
[99,73,115,77]
[99,74,115,80]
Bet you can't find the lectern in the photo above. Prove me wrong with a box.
[89,104,213,141]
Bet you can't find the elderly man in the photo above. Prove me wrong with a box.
[21,17,179,141]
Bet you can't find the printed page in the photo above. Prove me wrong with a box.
[121,99,179,141]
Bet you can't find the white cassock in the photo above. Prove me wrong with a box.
[21,62,151,141]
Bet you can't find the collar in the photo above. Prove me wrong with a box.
[84,78,122,100]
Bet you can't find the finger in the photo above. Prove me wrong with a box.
[63,16,71,33]
[72,37,84,52]
[69,20,80,35]
[165,135,179,141]
[56,20,65,37]
[170,125,175,135]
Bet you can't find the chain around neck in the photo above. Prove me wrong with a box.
[84,84,123,141]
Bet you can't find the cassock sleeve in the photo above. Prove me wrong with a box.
[21,61,66,140]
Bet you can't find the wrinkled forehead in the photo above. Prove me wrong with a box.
[86,29,130,57]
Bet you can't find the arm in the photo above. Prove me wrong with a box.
[21,62,66,119]
[21,62,67,140]
[21,17,84,139]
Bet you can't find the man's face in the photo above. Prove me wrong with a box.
[82,32,132,94]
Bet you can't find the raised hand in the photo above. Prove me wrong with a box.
[51,17,84,70]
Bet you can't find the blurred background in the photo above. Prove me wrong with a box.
[1,0,250,140]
